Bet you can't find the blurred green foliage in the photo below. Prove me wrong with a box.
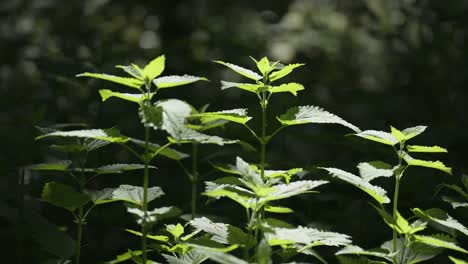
[1,0,467,263]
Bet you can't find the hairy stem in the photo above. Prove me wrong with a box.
[260,92,267,180]
[141,125,150,264]
[392,144,404,264]
[75,208,83,264]
[191,143,199,219]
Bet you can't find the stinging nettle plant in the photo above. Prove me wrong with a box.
[320,126,468,264]
[170,56,363,263]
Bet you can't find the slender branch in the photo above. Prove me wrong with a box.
[118,143,142,161]
[242,123,260,141]
[266,126,285,144]
[150,142,173,161]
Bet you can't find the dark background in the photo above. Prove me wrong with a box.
[1,0,467,263]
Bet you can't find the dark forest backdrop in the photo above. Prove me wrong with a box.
[1,0,467,263]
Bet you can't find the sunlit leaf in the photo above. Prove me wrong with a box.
[259,180,328,204]
[162,250,207,264]
[277,105,360,132]
[407,145,448,153]
[354,130,398,146]
[371,205,412,234]
[27,160,72,171]
[320,167,390,204]
[106,249,146,264]
[214,60,262,80]
[36,128,129,143]
[189,217,253,246]
[257,238,272,264]
[129,138,189,160]
[190,108,251,125]
[336,245,394,261]
[400,151,452,175]
[41,182,91,211]
[269,63,305,82]
[153,75,207,89]
[449,256,468,264]
[115,64,144,80]
[380,238,440,263]
[99,89,154,104]
[124,229,169,242]
[414,234,468,254]
[264,205,294,213]
[95,164,154,174]
[265,226,351,247]
[220,81,263,93]
[268,82,304,96]
[143,55,165,80]
[357,161,394,182]
[402,125,427,140]
[412,208,468,236]
[166,223,185,240]
[84,188,116,205]
[77,72,144,89]
[111,184,164,205]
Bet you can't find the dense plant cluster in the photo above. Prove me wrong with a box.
[29,55,467,264]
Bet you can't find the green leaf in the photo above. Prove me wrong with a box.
[414,234,468,254]
[115,64,144,80]
[195,248,248,264]
[166,223,185,240]
[220,81,263,93]
[84,188,116,205]
[203,183,255,209]
[442,196,468,209]
[257,238,272,264]
[99,89,154,104]
[190,108,252,125]
[162,250,207,264]
[268,82,304,96]
[252,56,271,75]
[236,156,264,188]
[153,75,208,89]
[127,206,181,225]
[407,145,448,153]
[354,130,398,146]
[269,63,305,82]
[371,205,411,234]
[106,249,146,264]
[412,208,468,236]
[77,72,144,89]
[95,164,154,174]
[27,160,72,171]
[111,184,164,206]
[129,138,189,160]
[401,125,427,140]
[214,60,262,80]
[41,182,91,211]
[320,167,390,204]
[259,180,328,204]
[390,126,406,142]
[336,245,394,261]
[264,205,294,213]
[400,151,452,175]
[277,105,360,132]
[143,55,165,80]
[266,226,351,247]
[337,256,388,264]
[263,168,303,184]
[357,161,394,182]
[189,217,253,247]
[381,238,440,263]
[449,256,468,264]
[36,128,129,143]
[124,229,169,242]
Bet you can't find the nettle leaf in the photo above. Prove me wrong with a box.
[442,196,468,209]
[190,108,252,125]
[320,167,390,204]
[257,238,272,264]
[95,164,154,174]
[189,217,253,247]
[41,182,91,211]
[77,72,144,89]
[414,234,468,254]
[268,83,304,96]
[269,63,305,82]
[357,161,394,182]
[194,248,248,264]
[162,249,208,264]
[263,168,303,184]
[265,205,294,214]
[266,226,351,247]
[371,205,412,235]
[251,56,271,75]
[153,75,208,89]
[214,60,262,80]
[27,160,72,171]
[381,238,440,263]
[111,184,164,206]
[125,229,169,242]
[354,130,398,146]
[166,223,185,240]
[259,180,328,204]
[277,105,360,132]
[412,208,468,236]
[401,125,427,140]
[36,128,129,143]
[99,89,154,104]
[84,188,116,205]
[127,206,180,225]
[400,151,452,175]
[143,55,165,80]
[337,256,388,264]
[115,64,144,80]
[450,256,468,264]
[407,145,448,153]
[106,249,146,264]
[236,156,264,188]
[203,182,255,209]
[336,245,394,261]
[220,81,263,93]
[130,138,189,160]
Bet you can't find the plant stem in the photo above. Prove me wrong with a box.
[260,92,267,180]
[392,145,404,264]
[76,208,83,264]
[141,125,150,264]
[191,143,199,219]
